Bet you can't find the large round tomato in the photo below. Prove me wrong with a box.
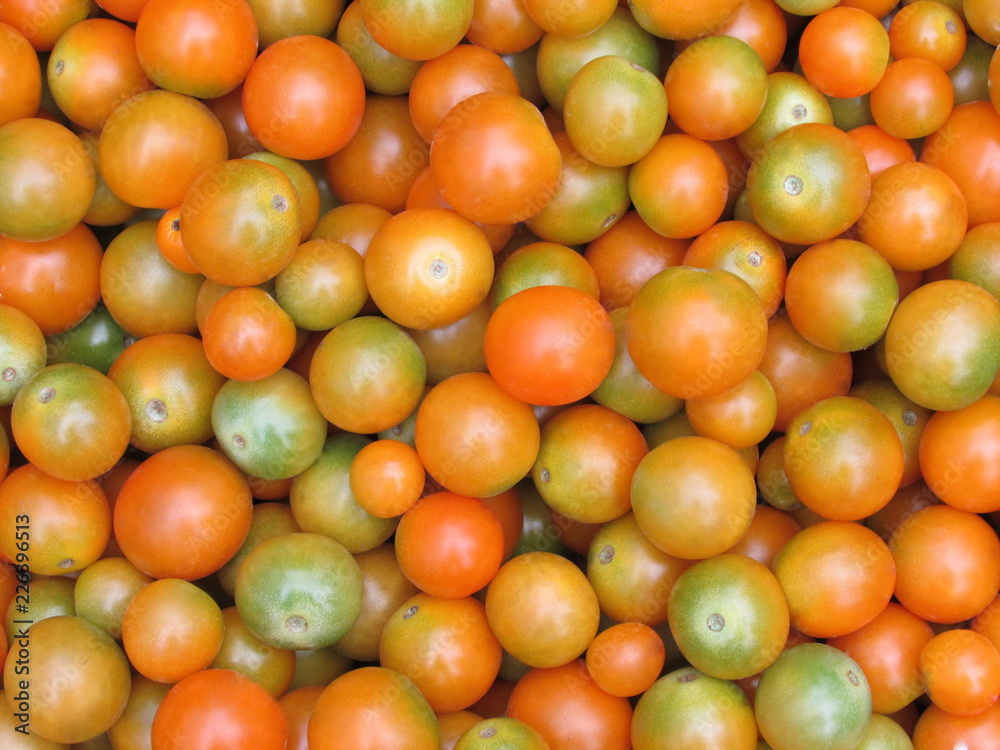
[113,444,253,580]
[485,285,615,406]
[235,532,364,650]
[0,119,94,242]
[430,92,561,225]
[746,123,870,245]
[626,266,768,400]
[242,35,365,160]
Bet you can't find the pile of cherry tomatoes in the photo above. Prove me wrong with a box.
[1,0,1000,747]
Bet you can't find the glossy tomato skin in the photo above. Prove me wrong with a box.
[108,332,226,453]
[11,363,130,482]
[101,221,204,339]
[243,35,366,160]
[921,101,1000,228]
[414,372,540,499]
[309,316,426,436]
[135,0,258,99]
[121,577,225,684]
[394,492,505,599]
[755,643,872,750]
[668,553,789,682]
[507,660,632,750]
[631,667,757,750]
[235,532,364,650]
[889,504,1000,624]
[626,266,768,400]
[308,666,440,750]
[180,159,303,288]
[213,368,328,481]
[0,22,41,127]
[631,436,757,561]
[379,593,502,713]
[112,444,253,580]
[486,552,600,669]
[746,123,871,246]
[485,285,615,406]
[430,92,561,225]
[151,668,288,750]
[289,433,399,555]
[884,279,1000,412]
[3,615,131,744]
[47,18,155,131]
[0,119,95,242]
[98,89,228,209]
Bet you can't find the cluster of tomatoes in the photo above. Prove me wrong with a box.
[1,0,1000,747]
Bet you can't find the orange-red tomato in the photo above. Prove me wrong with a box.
[135,0,258,99]
[430,92,561,226]
[485,285,615,407]
[242,35,365,160]
[395,492,505,599]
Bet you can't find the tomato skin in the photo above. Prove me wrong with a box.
[395,492,504,599]
[921,101,1000,228]
[151,668,288,750]
[798,7,889,99]
[486,552,600,669]
[755,643,872,750]
[668,553,790,681]
[664,36,768,142]
[122,577,225,684]
[0,119,95,243]
[631,436,757,561]
[920,628,1000,716]
[746,122,871,246]
[889,504,1000,624]
[920,395,1000,514]
[631,667,757,750]
[0,22,41,127]
[485,285,615,407]
[772,521,896,639]
[310,316,426,436]
[365,208,495,331]
[135,0,258,99]
[47,18,155,131]
[235,532,364,651]
[308,666,440,750]
[628,134,730,240]
[202,288,297,382]
[108,332,226,453]
[883,279,1000,412]
[3,615,131,744]
[99,89,229,210]
[0,463,110,576]
[913,701,1000,750]
[12,363,131,483]
[113,444,253,581]
[380,593,502,713]
[626,266,768,400]
[213,368,328,481]
[783,396,905,521]
[243,35,366,161]
[290,433,399,554]
[431,92,561,226]
[181,159,302,288]
[0,223,103,337]
[507,660,632,750]
[627,0,743,40]
[100,221,204,339]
